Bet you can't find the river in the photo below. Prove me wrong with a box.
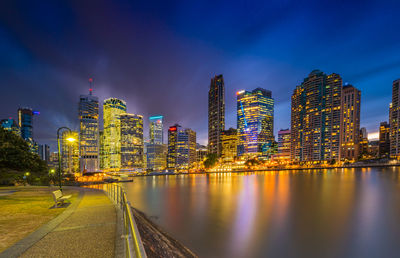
[123,168,400,258]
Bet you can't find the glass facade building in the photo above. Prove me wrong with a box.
[120,113,144,170]
[208,75,225,156]
[79,91,99,172]
[167,124,196,170]
[390,79,400,158]
[237,88,274,157]
[1,118,21,136]
[277,129,291,160]
[103,98,127,170]
[221,128,238,163]
[18,108,34,142]
[149,115,164,144]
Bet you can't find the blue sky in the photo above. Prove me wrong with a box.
[0,0,399,149]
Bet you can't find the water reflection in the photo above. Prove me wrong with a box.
[123,168,400,258]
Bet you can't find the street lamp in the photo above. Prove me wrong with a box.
[57,127,76,191]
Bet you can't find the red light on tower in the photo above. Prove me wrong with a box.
[169,126,177,131]
[89,78,93,83]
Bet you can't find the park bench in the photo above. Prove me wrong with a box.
[52,190,71,207]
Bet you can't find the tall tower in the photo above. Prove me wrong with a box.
[208,75,225,156]
[149,115,163,144]
[79,78,99,172]
[103,98,127,170]
[390,79,400,158]
[291,70,342,162]
[340,85,361,160]
[237,88,274,157]
[120,113,144,169]
[18,107,34,142]
[167,124,196,170]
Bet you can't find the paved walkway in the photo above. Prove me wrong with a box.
[1,187,119,258]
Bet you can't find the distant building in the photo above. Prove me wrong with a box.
[221,128,238,163]
[38,144,50,163]
[340,85,361,160]
[379,122,390,158]
[167,124,196,170]
[18,107,34,142]
[79,87,99,172]
[237,88,274,157]
[277,129,291,161]
[359,128,369,157]
[103,98,127,170]
[1,118,20,136]
[390,79,400,158]
[196,144,208,163]
[120,113,144,170]
[146,144,167,171]
[62,131,80,174]
[208,75,225,156]
[291,70,342,162]
[149,115,164,144]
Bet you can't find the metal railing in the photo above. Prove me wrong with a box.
[104,183,147,258]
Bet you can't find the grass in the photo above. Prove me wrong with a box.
[0,186,79,252]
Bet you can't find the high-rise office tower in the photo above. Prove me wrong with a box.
[291,70,342,162]
[379,122,390,158]
[147,116,166,171]
[340,85,361,160]
[221,128,238,163]
[208,75,225,156]
[149,115,164,144]
[390,79,400,158]
[120,113,144,169]
[79,86,99,172]
[277,129,291,161]
[1,118,21,136]
[146,144,167,171]
[167,124,196,170]
[237,88,274,157]
[18,108,34,141]
[62,131,80,174]
[103,98,127,169]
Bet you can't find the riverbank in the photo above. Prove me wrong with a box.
[132,207,197,258]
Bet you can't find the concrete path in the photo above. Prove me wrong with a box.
[2,188,119,258]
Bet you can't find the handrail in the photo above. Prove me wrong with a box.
[104,183,147,258]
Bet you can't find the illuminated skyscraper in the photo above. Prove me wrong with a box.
[291,70,342,162]
[79,86,99,172]
[340,85,361,160]
[18,108,34,142]
[379,122,390,158]
[62,131,80,174]
[221,128,238,163]
[277,129,291,161]
[149,115,164,144]
[99,130,105,170]
[237,88,274,157]
[120,113,144,169]
[103,98,127,170]
[1,118,20,136]
[146,144,167,171]
[167,124,196,170]
[390,79,400,158]
[208,75,225,156]
[38,144,50,163]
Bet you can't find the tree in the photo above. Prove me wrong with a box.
[0,128,48,185]
[203,153,218,169]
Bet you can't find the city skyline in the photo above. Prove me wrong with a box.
[1,1,400,149]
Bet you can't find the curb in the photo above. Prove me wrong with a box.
[0,188,85,258]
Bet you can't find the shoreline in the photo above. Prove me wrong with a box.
[131,207,197,258]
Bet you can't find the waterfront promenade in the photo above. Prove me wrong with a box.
[0,187,121,258]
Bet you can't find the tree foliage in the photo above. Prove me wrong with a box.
[204,153,218,169]
[0,128,48,185]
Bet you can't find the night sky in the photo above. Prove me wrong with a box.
[1,0,400,151]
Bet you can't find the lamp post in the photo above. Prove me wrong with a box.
[57,127,76,191]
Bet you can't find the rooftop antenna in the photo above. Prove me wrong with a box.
[89,77,94,95]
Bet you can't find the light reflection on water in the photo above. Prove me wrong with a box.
[123,168,400,258]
